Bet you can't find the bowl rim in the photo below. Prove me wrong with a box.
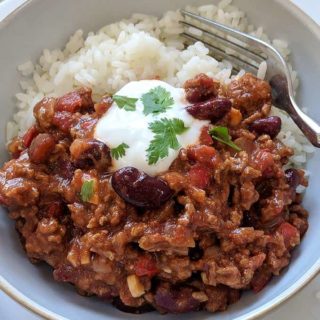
[0,0,319,319]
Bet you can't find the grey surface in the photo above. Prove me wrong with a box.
[0,0,319,319]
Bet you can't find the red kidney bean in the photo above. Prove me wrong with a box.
[184,73,220,103]
[22,125,39,148]
[285,168,301,189]
[186,98,232,121]
[249,116,281,138]
[70,139,111,169]
[154,284,201,313]
[28,133,55,164]
[111,167,173,209]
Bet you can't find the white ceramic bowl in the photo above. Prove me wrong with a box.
[0,0,319,319]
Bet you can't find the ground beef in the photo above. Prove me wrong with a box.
[0,74,308,314]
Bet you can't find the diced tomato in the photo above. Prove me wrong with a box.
[52,111,74,133]
[56,88,93,113]
[56,92,83,113]
[276,222,300,249]
[134,256,158,277]
[22,125,39,148]
[251,269,272,293]
[199,126,213,146]
[251,149,274,174]
[188,164,211,189]
[187,145,218,168]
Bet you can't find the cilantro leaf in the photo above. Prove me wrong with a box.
[147,118,189,165]
[209,126,241,151]
[113,95,138,111]
[80,180,94,202]
[142,86,174,115]
[111,143,129,160]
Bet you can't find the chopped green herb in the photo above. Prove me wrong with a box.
[80,180,94,202]
[209,126,241,152]
[113,95,138,111]
[142,86,174,115]
[147,118,189,165]
[111,143,129,160]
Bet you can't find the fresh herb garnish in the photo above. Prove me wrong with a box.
[80,180,94,202]
[209,126,241,151]
[142,86,174,115]
[111,143,129,160]
[113,95,138,111]
[147,118,189,165]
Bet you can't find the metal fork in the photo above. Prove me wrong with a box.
[180,9,320,148]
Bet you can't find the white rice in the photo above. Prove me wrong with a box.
[7,0,314,168]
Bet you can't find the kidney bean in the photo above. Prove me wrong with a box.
[184,73,220,103]
[28,133,55,164]
[248,116,281,138]
[154,284,201,313]
[285,168,301,189]
[186,98,232,121]
[111,167,173,209]
[70,139,111,169]
[22,125,39,148]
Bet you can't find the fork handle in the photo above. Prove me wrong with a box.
[287,99,320,148]
[270,75,320,148]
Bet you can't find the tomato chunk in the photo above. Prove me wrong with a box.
[276,222,300,249]
[134,256,158,277]
[187,145,218,168]
[251,149,274,174]
[199,126,213,146]
[56,88,93,113]
[188,164,211,189]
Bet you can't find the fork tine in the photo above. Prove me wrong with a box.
[180,20,266,64]
[181,10,268,54]
[181,32,259,75]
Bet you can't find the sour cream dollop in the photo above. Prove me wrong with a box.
[94,80,209,176]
